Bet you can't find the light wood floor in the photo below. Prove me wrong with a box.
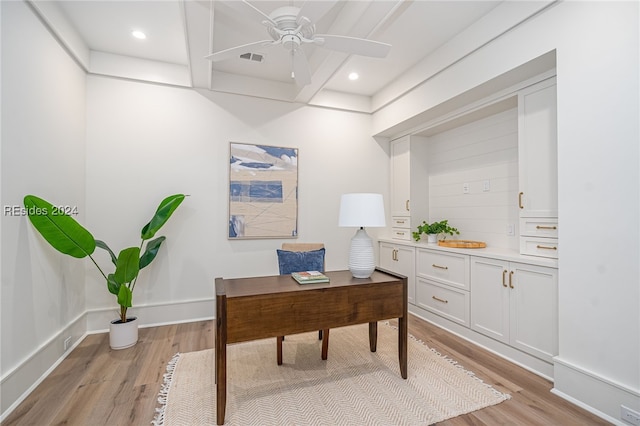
[3,315,610,425]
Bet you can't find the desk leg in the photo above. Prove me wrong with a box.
[277,336,284,365]
[215,294,227,425]
[321,329,330,360]
[398,315,408,379]
[368,321,378,352]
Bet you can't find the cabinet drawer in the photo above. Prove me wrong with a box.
[416,278,469,327]
[520,218,558,238]
[520,237,559,259]
[417,249,470,290]
[391,228,412,240]
[391,216,411,229]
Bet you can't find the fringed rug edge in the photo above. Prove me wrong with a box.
[151,352,181,426]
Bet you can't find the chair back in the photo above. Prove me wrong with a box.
[281,243,324,253]
[278,243,325,274]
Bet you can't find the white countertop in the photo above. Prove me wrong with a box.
[378,237,558,268]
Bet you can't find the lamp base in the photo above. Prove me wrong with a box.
[348,227,375,278]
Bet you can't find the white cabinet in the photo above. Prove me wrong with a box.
[416,248,470,290]
[378,238,558,375]
[390,135,428,240]
[415,248,470,326]
[379,242,416,304]
[518,77,558,218]
[470,256,558,362]
[518,77,558,259]
[416,278,470,326]
[391,137,411,218]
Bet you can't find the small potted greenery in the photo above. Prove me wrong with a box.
[23,193,186,349]
[412,219,459,243]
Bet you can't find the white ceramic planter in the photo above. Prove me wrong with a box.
[109,317,138,350]
[426,234,438,244]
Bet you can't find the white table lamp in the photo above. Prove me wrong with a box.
[338,193,386,278]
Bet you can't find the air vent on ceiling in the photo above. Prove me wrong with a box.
[239,52,264,62]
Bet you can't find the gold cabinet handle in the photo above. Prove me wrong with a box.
[396,220,405,224]
[502,270,508,287]
[536,225,557,230]
[518,192,524,209]
[392,249,398,261]
[432,296,448,304]
[395,231,405,236]
[509,271,514,289]
[432,264,448,270]
[405,200,410,211]
[536,245,558,250]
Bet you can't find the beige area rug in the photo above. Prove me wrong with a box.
[152,323,509,425]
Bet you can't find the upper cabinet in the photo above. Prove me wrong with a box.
[517,77,558,258]
[391,136,411,218]
[390,135,428,240]
[517,77,558,218]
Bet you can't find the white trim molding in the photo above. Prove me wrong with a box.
[552,356,640,426]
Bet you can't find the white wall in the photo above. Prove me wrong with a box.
[373,1,640,422]
[1,0,87,416]
[83,77,390,321]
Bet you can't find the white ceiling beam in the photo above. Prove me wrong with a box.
[296,0,405,107]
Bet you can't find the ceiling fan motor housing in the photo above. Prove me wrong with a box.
[267,6,315,50]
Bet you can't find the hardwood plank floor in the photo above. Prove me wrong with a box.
[3,315,610,425]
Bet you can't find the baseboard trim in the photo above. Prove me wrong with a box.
[0,298,214,421]
[552,356,640,425]
[85,297,215,332]
[0,313,87,422]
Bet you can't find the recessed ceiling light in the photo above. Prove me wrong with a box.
[348,72,359,81]
[132,30,146,40]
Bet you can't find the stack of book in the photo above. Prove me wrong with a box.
[291,271,330,284]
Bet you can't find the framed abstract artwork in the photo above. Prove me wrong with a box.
[228,142,298,239]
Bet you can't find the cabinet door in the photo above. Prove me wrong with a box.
[518,78,558,218]
[379,243,396,272]
[390,137,411,217]
[470,257,510,344]
[379,242,415,304]
[509,262,558,361]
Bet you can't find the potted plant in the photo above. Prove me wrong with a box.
[23,193,186,349]
[412,219,460,243]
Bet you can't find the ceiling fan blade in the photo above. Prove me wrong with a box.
[314,35,391,58]
[205,40,275,62]
[292,49,311,86]
[238,0,277,26]
[296,0,337,25]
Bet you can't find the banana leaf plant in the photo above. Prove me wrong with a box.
[23,194,186,323]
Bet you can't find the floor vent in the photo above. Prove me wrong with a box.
[239,52,264,62]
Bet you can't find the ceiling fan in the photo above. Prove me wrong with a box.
[205,0,392,86]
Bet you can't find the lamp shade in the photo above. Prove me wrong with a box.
[338,193,386,228]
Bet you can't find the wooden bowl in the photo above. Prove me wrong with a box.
[437,240,486,248]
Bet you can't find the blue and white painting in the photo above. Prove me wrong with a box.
[228,143,298,238]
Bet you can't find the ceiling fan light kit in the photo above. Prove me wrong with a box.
[206,1,391,86]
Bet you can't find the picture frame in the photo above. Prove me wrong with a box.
[228,142,298,239]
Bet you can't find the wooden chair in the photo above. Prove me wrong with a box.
[276,243,330,365]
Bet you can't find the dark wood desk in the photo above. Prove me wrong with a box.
[214,268,408,425]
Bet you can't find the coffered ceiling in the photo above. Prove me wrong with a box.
[31,0,507,111]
